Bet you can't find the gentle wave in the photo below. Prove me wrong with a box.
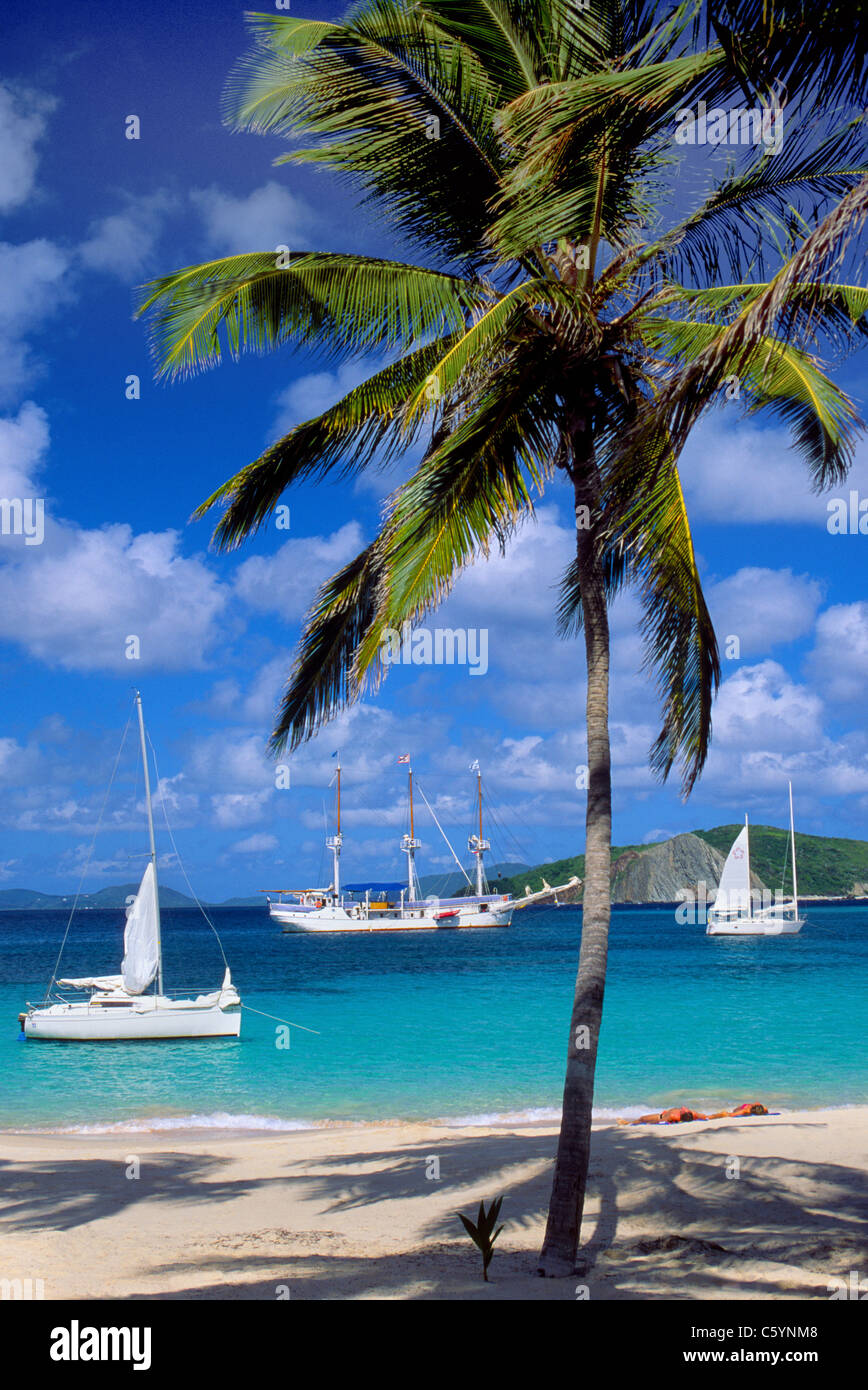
[22,1112,326,1135]
[16,1102,684,1135]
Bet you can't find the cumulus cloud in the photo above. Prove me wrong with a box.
[211,790,271,829]
[681,411,868,525]
[78,189,176,278]
[0,521,228,671]
[231,833,279,854]
[679,417,868,526]
[271,363,371,438]
[710,660,824,751]
[0,239,74,401]
[707,567,823,657]
[234,521,364,620]
[805,602,868,703]
[0,83,55,213]
[0,400,50,499]
[191,181,317,255]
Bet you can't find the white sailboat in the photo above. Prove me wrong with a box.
[22,693,241,1040]
[705,782,804,937]
[266,757,513,932]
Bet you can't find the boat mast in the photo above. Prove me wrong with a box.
[468,763,490,896]
[134,691,163,994]
[744,811,751,918]
[326,753,342,899]
[400,759,421,901]
[789,781,799,916]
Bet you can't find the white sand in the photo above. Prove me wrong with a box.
[1,1108,865,1300]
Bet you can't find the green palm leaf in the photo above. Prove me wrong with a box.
[137,252,484,379]
[196,340,456,550]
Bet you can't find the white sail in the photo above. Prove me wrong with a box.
[712,825,751,914]
[121,862,160,995]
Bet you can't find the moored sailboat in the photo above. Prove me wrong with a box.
[705,783,805,937]
[21,693,241,1040]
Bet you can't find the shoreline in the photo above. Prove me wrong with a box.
[2,1107,864,1299]
[5,1094,867,1138]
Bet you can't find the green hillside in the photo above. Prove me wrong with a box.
[692,826,868,898]
[501,826,868,900]
[497,845,643,897]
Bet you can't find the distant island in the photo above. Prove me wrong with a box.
[490,825,868,903]
[3,825,868,909]
[0,884,263,910]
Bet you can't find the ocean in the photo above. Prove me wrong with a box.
[2,904,865,1132]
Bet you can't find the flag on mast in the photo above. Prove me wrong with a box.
[397,754,410,764]
[469,760,480,772]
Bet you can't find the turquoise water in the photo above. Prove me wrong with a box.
[1,905,865,1131]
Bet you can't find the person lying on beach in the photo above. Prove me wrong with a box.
[617,1102,769,1126]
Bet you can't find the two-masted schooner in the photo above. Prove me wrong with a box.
[21,692,241,1040]
[265,757,514,932]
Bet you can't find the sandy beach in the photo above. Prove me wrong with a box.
[0,1108,865,1300]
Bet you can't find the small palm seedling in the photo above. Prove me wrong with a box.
[457,1196,505,1282]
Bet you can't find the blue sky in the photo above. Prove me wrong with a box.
[1,1,867,899]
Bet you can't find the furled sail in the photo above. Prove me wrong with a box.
[121,862,160,994]
[711,826,751,915]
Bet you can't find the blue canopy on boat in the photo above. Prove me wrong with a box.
[343,881,406,894]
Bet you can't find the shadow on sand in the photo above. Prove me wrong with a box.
[1,1121,864,1298]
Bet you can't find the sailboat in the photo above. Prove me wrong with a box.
[705,782,805,937]
[21,693,241,1040]
[266,757,513,932]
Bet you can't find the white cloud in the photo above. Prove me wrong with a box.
[707,567,823,656]
[231,833,279,854]
[680,418,868,525]
[0,521,229,671]
[234,520,364,619]
[191,181,317,255]
[0,400,49,500]
[270,362,424,499]
[0,239,74,402]
[211,790,271,829]
[710,660,824,751]
[0,84,55,213]
[805,602,868,703]
[271,364,370,437]
[78,190,176,279]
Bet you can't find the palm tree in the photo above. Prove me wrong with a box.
[138,1,868,1275]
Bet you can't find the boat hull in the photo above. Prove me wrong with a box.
[24,1003,241,1041]
[706,917,804,937]
[270,903,513,932]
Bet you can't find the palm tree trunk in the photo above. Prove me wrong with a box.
[538,471,612,1277]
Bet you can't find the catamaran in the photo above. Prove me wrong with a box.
[266,757,514,932]
[21,692,241,1040]
[705,782,805,937]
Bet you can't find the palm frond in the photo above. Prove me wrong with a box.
[136,252,484,379]
[271,541,384,753]
[646,119,868,285]
[491,47,728,258]
[626,174,868,477]
[630,448,720,795]
[226,3,508,272]
[706,0,868,109]
[355,337,559,676]
[637,315,861,484]
[196,340,455,550]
